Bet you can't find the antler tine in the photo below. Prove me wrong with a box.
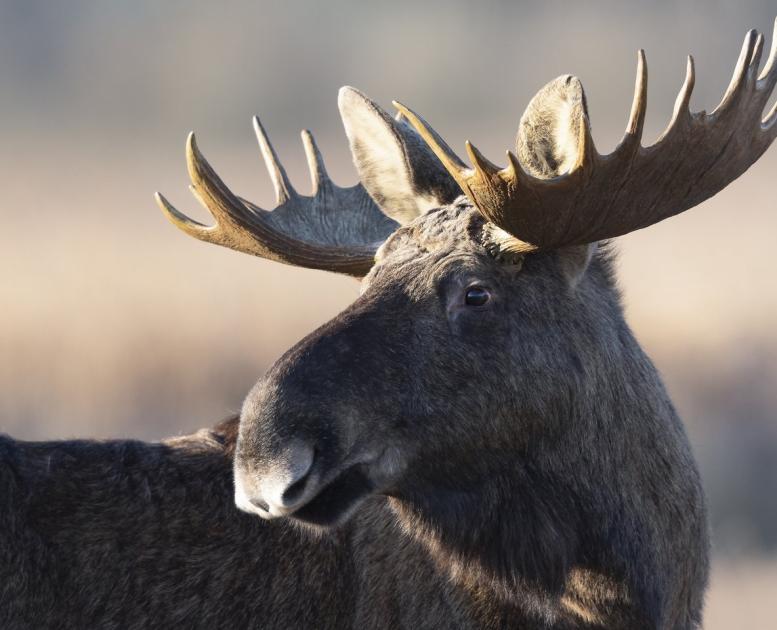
[253,116,295,204]
[155,136,230,246]
[155,190,212,239]
[465,141,501,179]
[505,150,523,179]
[624,50,649,140]
[674,55,696,117]
[154,134,270,258]
[157,120,397,277]
[750,32,766,82]
[391,101,471,189]
[400,22,777,252]
[186,132,260,229]
[657,55,696,141]
[758,17,777,87]
[759,18,777,130]
[300,129,330,195]
[713,29,758,115]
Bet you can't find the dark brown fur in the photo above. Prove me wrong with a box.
[233,205,709,629]
[1,83,714,628]
[0,219,709,629]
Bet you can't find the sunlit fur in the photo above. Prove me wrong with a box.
[1,81,714,628]
[235,200,709,628]
[0,200,709,629]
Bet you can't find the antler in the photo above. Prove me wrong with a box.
[155,117,398,277]
[394,23,777,252]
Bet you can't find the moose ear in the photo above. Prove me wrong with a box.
[339,87,461,225]
[515,75,589,179]
[556,242,598,288]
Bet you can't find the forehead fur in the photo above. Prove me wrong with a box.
[375,197,483,263]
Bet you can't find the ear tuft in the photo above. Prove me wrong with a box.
[339,87,460,225]
[515,76,589,179]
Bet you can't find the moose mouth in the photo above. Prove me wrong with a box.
[288,463,374,528]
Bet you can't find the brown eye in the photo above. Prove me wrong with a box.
[465,286,490,306]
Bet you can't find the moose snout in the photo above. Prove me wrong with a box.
[234,440,317,518]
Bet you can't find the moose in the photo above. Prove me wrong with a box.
[2,23,776,629]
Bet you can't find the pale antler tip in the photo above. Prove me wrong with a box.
[750,32,765,73]
[185,132,204,171]
[155,191,178,220]
[300,128,315,149]
[465,141,499,177]
[251,114,293,202]
[185,131,207,180]
[505,150,522,179]
[623,50,648,141]
[154,191,208,233]
[464,140,476,165]
[391,100,409,116]
[252,115,271,145]
[392,101,419,126]
[300,128,330,192]
[666,51,696,131]
[742,28,758,62]
[713,27,760,114]
[757,17,777,83]
[186,131,196,150]
[636,49,647,81]
[391,100,469,180]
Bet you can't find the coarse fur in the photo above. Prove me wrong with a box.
[233,203,708,629]
[0,77,719,628]
[0,217,708,628]
[0,418,355,629]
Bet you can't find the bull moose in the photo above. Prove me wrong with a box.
[2,22,776,629]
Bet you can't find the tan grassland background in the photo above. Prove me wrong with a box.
[0,1,775,626]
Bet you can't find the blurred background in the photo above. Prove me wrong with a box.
[0,1,775,626]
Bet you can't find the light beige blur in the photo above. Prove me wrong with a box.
[0,2,776,627]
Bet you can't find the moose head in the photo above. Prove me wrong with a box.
[156,24,775,624]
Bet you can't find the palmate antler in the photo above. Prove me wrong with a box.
[155,118,397,277]
[394,23,777,252]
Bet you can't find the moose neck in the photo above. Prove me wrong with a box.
[386,346,680,627]
[389,465,641,626]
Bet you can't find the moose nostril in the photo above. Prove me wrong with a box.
[280,451,315,506]
[281,474,309,505]
[250,497,269,512]
[261,441,317,511]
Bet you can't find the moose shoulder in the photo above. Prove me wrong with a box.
[3,22,777,630]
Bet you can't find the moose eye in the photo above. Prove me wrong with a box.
[464,286,490,307]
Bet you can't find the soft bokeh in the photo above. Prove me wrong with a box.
[1,1,775,626]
